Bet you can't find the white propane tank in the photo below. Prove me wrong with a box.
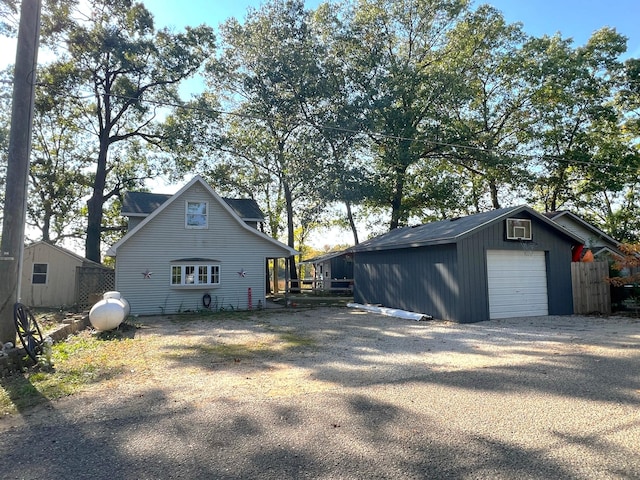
[89,298,125,331]
[119,297,130,317]
[103,291,130,317]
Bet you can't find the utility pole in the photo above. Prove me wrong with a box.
[0,0,42,344]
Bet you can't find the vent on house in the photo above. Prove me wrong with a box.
[506,218,532,240]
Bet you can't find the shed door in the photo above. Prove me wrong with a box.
[486,250,548,319]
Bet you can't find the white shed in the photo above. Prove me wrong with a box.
[21,242,112,308]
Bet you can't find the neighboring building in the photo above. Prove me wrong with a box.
[21,241,113,308]
[299,250,354,291]
[350,205,584,323]
[107,176,297,315]
[544,210,623,260]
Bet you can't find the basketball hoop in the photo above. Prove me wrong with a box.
[519,238,536,255]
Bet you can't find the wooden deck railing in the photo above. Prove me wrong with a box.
[287,278,353,294]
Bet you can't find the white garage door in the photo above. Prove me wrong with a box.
[486,250,548,319]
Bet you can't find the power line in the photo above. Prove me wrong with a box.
[20,87,640,172]
[112,92,640,171]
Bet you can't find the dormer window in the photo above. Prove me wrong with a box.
[186,201,208,229]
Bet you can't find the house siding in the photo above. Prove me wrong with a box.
[114,183,291,315]
[21,243,83,307]
[551,217,609,250]
[353,244,459,320]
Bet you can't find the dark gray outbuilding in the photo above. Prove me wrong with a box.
[351,206,584,323]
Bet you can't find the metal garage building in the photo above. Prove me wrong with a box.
[351,206,584,323]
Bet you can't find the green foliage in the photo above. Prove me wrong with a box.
[35,0,216,261]
[0,0,17,36]
[2,0,639,253]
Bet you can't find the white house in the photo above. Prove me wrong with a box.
[544,211,623,259]
[107,176,297,315]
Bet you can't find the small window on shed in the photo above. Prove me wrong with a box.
[32,263,48,284]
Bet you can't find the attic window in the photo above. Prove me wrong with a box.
[186,201,208,229]
[506,218,532,240]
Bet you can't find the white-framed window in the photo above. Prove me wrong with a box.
[32,263,48,284]
[171,263,220,287]
[185,201,208,229]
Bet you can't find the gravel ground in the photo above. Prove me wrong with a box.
[1,307,639,479]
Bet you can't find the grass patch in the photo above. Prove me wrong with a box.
[280,332,316,348]
[163,331,316,365]
[167,309,256,323]
[1,308,322,416]
[1,327,142,416]
[194,342,274,360]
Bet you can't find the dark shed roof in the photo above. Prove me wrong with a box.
[351,205,583,252]
[121,191,265,221]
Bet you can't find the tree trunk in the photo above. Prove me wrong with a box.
[41,213,51,243]
[85,141,109,263]
[489,179,500,209]
[389,165,407,230]
[345,200,359,244]
[283,181,299,292]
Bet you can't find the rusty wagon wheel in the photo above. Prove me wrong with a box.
[13,303,44,363]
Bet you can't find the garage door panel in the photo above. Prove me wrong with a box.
[487,250,548,319]
[487,279,547,289]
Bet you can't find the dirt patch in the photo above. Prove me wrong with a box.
[3,306,640,420]
[2,307,640,480]
[62,309,640,401]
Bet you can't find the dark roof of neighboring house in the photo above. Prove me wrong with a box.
[299,250,352,265]
[350,205,583,253]
[121,191,265,221]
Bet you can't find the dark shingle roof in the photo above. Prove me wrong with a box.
[351,205,582,252]
[300,249,351,264]
[121,191,265,221]
[121,192,172,216]
[221,198,265,221]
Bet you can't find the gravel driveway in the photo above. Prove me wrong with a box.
[1,307,639,479]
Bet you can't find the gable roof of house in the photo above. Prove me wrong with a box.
[543,210,621,252]
[108,176,296,257]
[350,205,584,253]
[121,191,265,222]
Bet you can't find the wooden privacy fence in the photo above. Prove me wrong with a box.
[571,261,611,315]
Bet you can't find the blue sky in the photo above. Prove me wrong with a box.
[143,0,640,58]
[3,1,638,69]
